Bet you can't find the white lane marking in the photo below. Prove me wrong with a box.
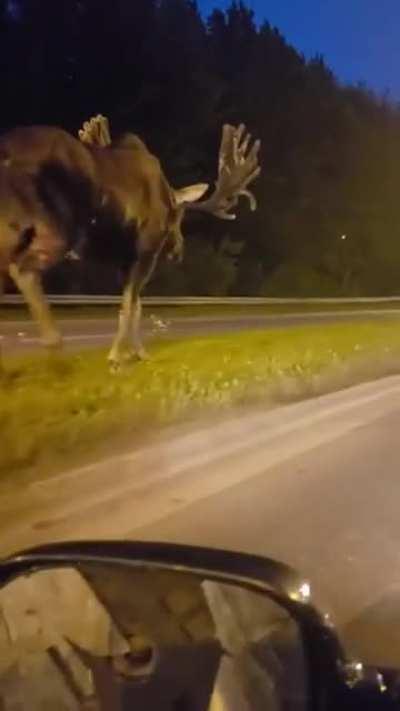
[29,374,400,491]
[2,307,400,339]
[4,382,399,549]
[170,309,400,324]
[21,333,114,343]
[2,375,400,550]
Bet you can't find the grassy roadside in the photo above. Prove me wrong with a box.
[2,300,400,322]
[1,320,400,485]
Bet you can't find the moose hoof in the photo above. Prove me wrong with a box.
[136,348,150,362]
[124,347,150,362]
[109,360,122,375]
[108,354,123,374]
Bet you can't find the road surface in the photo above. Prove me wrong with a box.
[2,308,400,352]
[1,375,400,667]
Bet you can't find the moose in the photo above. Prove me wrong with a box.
[0,115,260,369]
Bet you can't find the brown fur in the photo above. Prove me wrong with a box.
[0,124,195,363]
[0,120,259,365]
[0,126,182,268]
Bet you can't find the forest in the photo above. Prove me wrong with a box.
[1,0,399,296]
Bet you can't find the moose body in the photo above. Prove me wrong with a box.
[0,116,260,368]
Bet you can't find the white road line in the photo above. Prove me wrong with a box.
[30,374,400,490]
[0,375,398,555]
[2,307,400,340]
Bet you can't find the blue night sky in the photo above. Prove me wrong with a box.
[199,0,400,99]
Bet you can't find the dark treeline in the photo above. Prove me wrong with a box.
[1,0,400,296]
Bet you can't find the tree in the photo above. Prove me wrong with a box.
[2,0,400,296]
[148,237,242,296]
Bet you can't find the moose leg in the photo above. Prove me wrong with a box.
[107,270,135,370]
[8,264,62,349]
[130,252,159,360]
[108,253,157,370]
[130,294,147,361]
[0,274,4,372]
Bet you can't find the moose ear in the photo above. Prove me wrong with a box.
[174,183,209,205]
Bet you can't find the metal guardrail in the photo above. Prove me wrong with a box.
[3,294,400,306]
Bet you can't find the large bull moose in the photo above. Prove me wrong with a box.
[0,115,260,369]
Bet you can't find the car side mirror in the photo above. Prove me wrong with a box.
[0,540,384,710]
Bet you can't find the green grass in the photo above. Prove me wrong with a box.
[1,299,400,322]
[1,320,400,484]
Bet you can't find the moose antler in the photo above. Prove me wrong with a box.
[78,114,112,147]
[185,124,261,220]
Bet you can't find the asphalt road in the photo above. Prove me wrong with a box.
[1,376,400,668]
[2,308,400,352]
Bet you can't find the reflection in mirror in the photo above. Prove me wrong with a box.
[0,563,309,710]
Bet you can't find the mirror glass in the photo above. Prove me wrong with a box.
[0,562,309,711]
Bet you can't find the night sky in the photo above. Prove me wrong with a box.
[199,0,400,99]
